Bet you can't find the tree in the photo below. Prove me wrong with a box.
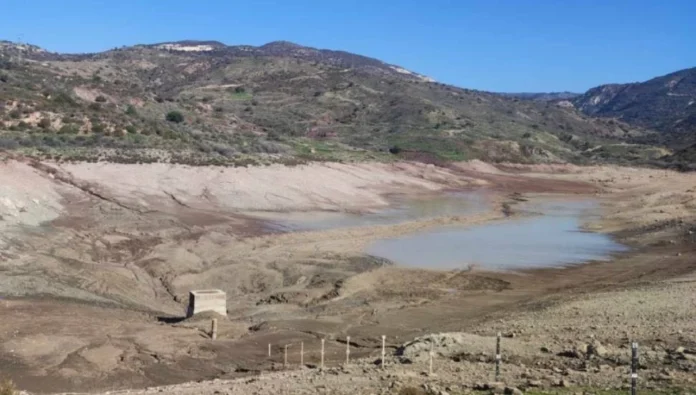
[165,111,184,123]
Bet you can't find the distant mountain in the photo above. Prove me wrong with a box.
[573,67,696,146]
[499,92,580,102]
[0,39,656,166]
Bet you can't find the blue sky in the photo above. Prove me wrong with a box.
[2,0,694,92]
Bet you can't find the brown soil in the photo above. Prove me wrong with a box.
[0,158,695,394]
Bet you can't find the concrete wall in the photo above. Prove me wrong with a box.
[187,289,227,317]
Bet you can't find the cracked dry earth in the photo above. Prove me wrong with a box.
[1,156,696,394]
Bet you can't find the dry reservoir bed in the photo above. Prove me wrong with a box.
[0,158,695,393]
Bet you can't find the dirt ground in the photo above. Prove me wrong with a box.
[1,156,695,394]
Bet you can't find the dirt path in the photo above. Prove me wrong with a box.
[0,157,695,393]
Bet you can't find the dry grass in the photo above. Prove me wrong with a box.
[0,379,16,395]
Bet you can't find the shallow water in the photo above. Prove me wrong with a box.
[257,191,491,232]
[366,199,629,270]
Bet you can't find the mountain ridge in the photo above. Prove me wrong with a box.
[0,39,664,167]
[573,67,696,146]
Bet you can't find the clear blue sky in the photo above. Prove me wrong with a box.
[2,0,695,92]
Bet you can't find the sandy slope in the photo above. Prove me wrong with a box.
[56,161,481,212]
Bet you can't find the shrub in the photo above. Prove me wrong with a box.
[125,125,137,134]
[0,138,18,149]
[52,91,77,106]
[234,86,246,94]
[389,145,402,154]
[91,123,105,134]
[95,95,107,103]
[0,73,8,83]
[58,124,79,134]
[125,105,138,116]
[38,118,52,129]
[9,110,20,119]
[165,111,184,123]
[88,103,101,111]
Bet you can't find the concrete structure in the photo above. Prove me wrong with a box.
[187,289,227,317]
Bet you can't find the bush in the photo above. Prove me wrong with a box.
[91,123,105,134]
[234,86,246,94]
[38,118,52,129]
[58,124,79,134]
[125,105,138,116]
[165,111,184,123]
[95,95,107,103]
[0,138,19,149]
[52,91,77,106]
[88,103,101,111]
[389,145,402,154]
[125,125,137,134]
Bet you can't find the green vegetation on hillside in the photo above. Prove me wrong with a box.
[0,40,673,167]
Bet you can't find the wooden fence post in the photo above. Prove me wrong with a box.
[211,319,218,340]
[381,335,386,369]
[495,332,501,381]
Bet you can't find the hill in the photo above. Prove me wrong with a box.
[499,91,580,101]
[0,39,660,166]
[573,67,696,147]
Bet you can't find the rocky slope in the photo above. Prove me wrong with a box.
[573,67,696,147]
[0,40,658,166]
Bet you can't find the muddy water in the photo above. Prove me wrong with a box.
[366,198,629,270]
[254,191,628,270]
[256,191,491,231]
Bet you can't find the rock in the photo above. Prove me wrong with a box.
[475,382,505,392]
[589,341,608,357]
[526,380,543,388]
[675,346,686,354]
[576,343,590,355]
[504,387,524,395]
[540,346,551,353]
[438,391,450,395]
[553,379,569,388]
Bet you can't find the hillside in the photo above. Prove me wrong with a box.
[499,91,580,101]
[0,39,661,166]
[573,67,696,147]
